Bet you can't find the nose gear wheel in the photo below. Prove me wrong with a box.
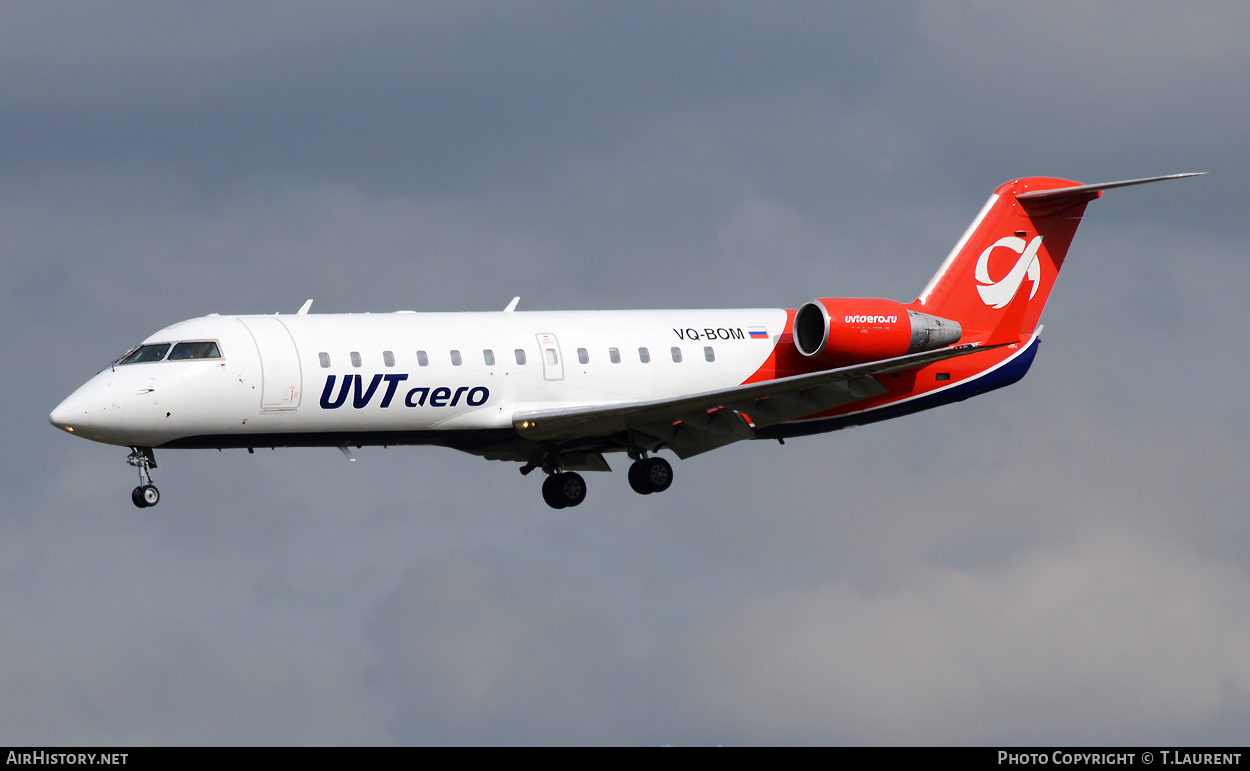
[126,447,160,508]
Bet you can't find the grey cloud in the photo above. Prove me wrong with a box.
[686,532,1250,744]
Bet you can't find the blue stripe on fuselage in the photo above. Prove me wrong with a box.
[755,336,1041,440]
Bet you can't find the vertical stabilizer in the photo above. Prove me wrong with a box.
[911,177,1093,342]
[912,173,1202,342]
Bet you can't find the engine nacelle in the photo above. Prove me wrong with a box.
[792,298,962,366]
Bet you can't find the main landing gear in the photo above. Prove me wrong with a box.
[127,447,160,508]
[522,451,675,508]
[628,456,673,495]
[542,472,587,509]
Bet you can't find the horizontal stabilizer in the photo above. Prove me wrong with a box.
[1015,173,1204,210]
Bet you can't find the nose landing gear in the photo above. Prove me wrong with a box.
[126,447,160,508]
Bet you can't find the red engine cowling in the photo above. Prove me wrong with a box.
[792,298,962,367]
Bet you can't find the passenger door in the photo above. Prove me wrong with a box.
[239,317,303,410]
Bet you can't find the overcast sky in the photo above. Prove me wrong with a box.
[5,2,1250,745]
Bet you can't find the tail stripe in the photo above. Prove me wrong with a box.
[917,193,998,306]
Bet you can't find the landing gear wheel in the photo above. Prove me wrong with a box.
[628,461,653,495]
[126,447,160,508]
[542,475,567,509]
[557,472,586,508]
[542,472,587,509]
[643,457,673,493]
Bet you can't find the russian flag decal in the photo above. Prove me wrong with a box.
[748,326,769,339]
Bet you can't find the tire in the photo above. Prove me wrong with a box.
[558,472,587,508]
[131,486,148,509]
[644,457,673,493]
[542,475,567,509]
[140,484,160,507]
[628,462,652,495]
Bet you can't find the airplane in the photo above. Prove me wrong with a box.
[49,174,1200,509]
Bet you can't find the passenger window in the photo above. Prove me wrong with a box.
[451,350,462,366]
[118,343,171,365]
[936,372,951,381]
[383,351,395,367]
[704,346,715,362]
[609,347,621,364]
[514,349,527,365]
[671,347,682,363]
[417,350,429,367]
[484,349,495,366]
[577,348,589,365]
[350,352,362,368]
[639,347,650,364]
[169,341,222,361]
[319,352,331,368]
[545,348,559,365]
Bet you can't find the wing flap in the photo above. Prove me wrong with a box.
[512,343,1002,450]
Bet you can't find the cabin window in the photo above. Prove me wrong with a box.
[383,350,395,367]
[577,348,589,365]
[350,351,362,368]
[609,347,621,364]
[936,372,951,381]
[169,341,222,360]
[417,350,429,367]
[545,348,559,365]
[638,347,650,364]
[704,346,715,363]
[118,343,171,365]
[671,347,682,363]
[319,352,331,368]
[514,349,527,365]
[483,349,495,366]
[451,350,462,366]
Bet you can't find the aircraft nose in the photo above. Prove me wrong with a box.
[49,389,92,434]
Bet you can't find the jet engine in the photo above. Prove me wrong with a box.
[792,298,961,367]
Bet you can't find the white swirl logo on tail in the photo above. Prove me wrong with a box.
[975,235,1042,308]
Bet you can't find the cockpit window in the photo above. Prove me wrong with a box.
[118,343,171,365]
[169,341,222,360]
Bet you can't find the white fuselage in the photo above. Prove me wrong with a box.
[51,309,789,449]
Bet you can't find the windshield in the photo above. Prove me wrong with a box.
[117,343,171,365]
[169,341,221,360]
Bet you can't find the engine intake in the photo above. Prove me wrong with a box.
[793,298,961,366]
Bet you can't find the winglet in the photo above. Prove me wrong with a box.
[297,299,314,315]
[503,297,520,313]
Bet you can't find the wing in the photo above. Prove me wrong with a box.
[512,343,1000,459]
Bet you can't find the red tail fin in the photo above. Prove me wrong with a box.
[910,177,1096,342]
